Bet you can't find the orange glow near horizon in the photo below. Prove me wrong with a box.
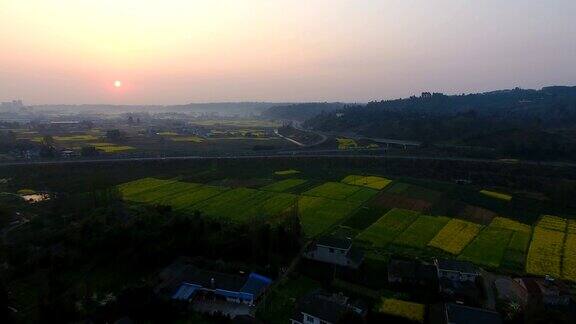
[1,0,575,104]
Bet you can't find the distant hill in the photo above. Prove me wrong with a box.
[303,86,576,160]
[261,102,347,121]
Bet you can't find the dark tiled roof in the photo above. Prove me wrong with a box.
[294,290,350,323]
[437,259,479,274]
[445,303,502,324]
[317,236,352,250]
[389,259,438,281]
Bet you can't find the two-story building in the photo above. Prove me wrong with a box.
[303,236,364,269]
[290,290,365,324]
[435,259,480,282]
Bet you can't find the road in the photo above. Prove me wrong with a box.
[1,151,576,168]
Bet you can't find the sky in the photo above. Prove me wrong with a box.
[1,0,575,105]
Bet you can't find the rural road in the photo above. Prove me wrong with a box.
[1,152,576,168]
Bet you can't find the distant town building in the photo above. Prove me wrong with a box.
[0,100,24,111]
[303,235,364,269]
[290,290,366,324]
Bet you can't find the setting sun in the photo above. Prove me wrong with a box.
[114,80,122,88]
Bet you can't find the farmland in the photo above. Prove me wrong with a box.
[117,175,576,280]
[393,215,451,249]
[261,179,307,192]
[341,175,392,190]
[298,196,360,237]
[300,181,377,204]
[458,227,513,267]
[356,209,420,248]
[378,298,425,323]
[526,226,565,277]
[428,219,482,254]
[480,189,512,201]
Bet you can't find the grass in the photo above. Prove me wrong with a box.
[526,226,564,277]
[480,189,512,201]
[298,196,360,237]
[341,175,392,190]
[256,276,319,324]
[458,227,514,268]
[303,182,367,201]
[261,179,307,192]
[378,298,425,323]
[428,219,482,254]
[356,209,419,248]
[393,215,451,249]
[274,169,300,175]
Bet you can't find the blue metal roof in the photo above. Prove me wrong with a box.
[172,283,201,300]
[240,273,272,296]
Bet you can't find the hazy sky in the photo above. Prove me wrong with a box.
[1,0,575,104]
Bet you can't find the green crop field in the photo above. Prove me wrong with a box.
[356,208,419,248]
[428,219,482,254]
[119,178,178,198]
[164,186,228,210]
[54,134,99,141]
[500,230,531,271]
[341,175,392,190]
[127,181,202,203]
[303,182,361,200]
[393,215,451,248]
[298,196,360,237]
[261,179,307,192]
[342,206,389,230]
[193,188,296,223]
[303,182,372,201]
[346,187,379,202]
[458,227,514,268]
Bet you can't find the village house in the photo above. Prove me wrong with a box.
[516,276,572,307]
[290,290,366,324]
[303,235,364,269]
[435,259,480,282]
[155,260,272,318]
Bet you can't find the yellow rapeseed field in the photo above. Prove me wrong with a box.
[378,298,425,323]
[428,219,482,254]
[526,226,564,277]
